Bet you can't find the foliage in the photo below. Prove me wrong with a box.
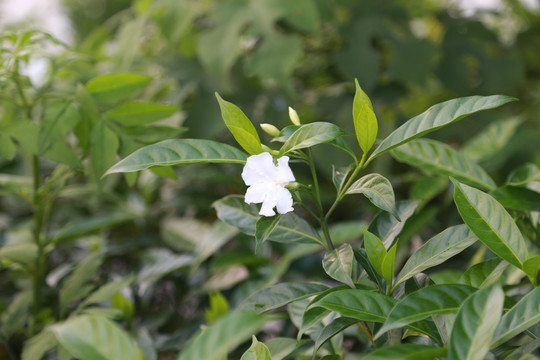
[1,0,540,359]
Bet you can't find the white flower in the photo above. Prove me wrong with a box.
[241,152,295,217]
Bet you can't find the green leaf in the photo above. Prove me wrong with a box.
[314,317,357,355]
[78,275,134,310]
[278,122,347,156]
[381,242,397,287]
[0,133,16,160]
[353,79,378,154]
[255,215,281,253]
[368,200,419,249]
[347,173,400,220]
[395,225,478,287]
[106,139,248,175]
[213,195,323,246]
[239,282,328,313]
[332,165,352,192]
[0,243,38,263]
[52,315,144,360]
[22,328,57,360]
[359,344,446,360]
[38,101,80,153]
[490,186,540,212]
[105,102,179,126]
[452,179,528,268]
[265,337,307,360]
[362,227,386,276]
[353,248,386,291]
[392,139,496,191]
[322,243,355,288]
[462,116,523,162]
[460,258,508,288]
[276,0,320,33]
[59,252,105,316]
[240,336,271,360]
[448,284,504,360]
[371,95,517,159]
[86,73,151,104]
[309,289,396,322]
[178,311,266,360]
[205,291,230,324]
[377,284,476,337]
[90,120,119,179]
[506,163,540,186]
[523,255,540,285]
[491,286,540,347]
[215,93,262,155]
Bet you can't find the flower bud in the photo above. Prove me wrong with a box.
[288,106,301,125]
[260,123,281,137]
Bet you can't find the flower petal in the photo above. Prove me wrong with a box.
[276,156,295,185]
[275,186,294,214]
[244,182,273,204]
[259,190,277,217]
[241,152,277,186]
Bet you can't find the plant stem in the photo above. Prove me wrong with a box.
[358,321,376,349]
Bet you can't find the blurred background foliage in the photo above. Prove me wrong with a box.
[1,0,540,358]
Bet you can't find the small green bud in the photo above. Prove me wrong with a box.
[285,182,301,190]
[260,123,281,137]
[288,106,301,125]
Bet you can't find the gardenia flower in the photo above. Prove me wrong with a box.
[241,152,295,217]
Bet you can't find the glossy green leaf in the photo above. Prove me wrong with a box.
[266,337,307,360]
[86,73,151,104]
[240,335,271,360]
[278,122,346,156]
[22,328,57,360]
[105,102,179,126]
[381,242,397,287]
[396,225,478,287]
[78,275,134,310]
[490,186,540,212]
[491,286,540,347]
[523,255,540,285]
[377,284,476,337]
[392,139,496,191]
[360,344,446,360]
[90,120,119,179]
[215,93,262,155]
[353,79,378,154]
[353,248,386,291]
[332,165,352,192]
[309,289,396,322]
[362,227,386,276]
[506,163,540,186]
[460,258,508,288]
[462,116,523,162]
[239,282,327,313]
[371,95,516,159]
[52,314,144,360]
[213,195,323,246]
[106,139,248,175]
[322,243,355,288]
[448,284,504,360]
[347,173,400,220]
[314,317,357,355]
[178,311,266,360]
[255,215,281,253]
[0,243,38,263]
[452,180,528,268]
[368,200,419,249]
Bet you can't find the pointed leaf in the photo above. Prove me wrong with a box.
[491,286,540,348]
[347,173,400,220]
[213,195,323,246]
[362,227,386,276]
[332,165,352,192]
[90,120,119,179]
[353,248,386,291]
[78,275,134,310]
[238,282,328,313]
[448,284,504,360]
[278,122,347,156]
[255,215,281,253]
[506,163,540,186]
[22,328,57,360]
[309,289,396,322]
[360,344,446,360]
[178,311,267,360]
[368,200,419,249]
[452,180,528,268]
[381,242,397,287]
[396,225,478,287]
[490,186,540,212]
[106,139,247,175]
[52,314,144,360]
[392,139,496,191]
[314,317,357,354]
[240,335,271,360]
[371,95,516,159]
[523,255,540,284]
[460,258,508,288]
[322,243,355,288]
[353,79,378,154]
[215,93,262,155]
[377,284,476,337]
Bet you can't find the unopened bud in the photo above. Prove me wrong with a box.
[285,182,301,190]
[288,106,301,125]
[260,123,281,137]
